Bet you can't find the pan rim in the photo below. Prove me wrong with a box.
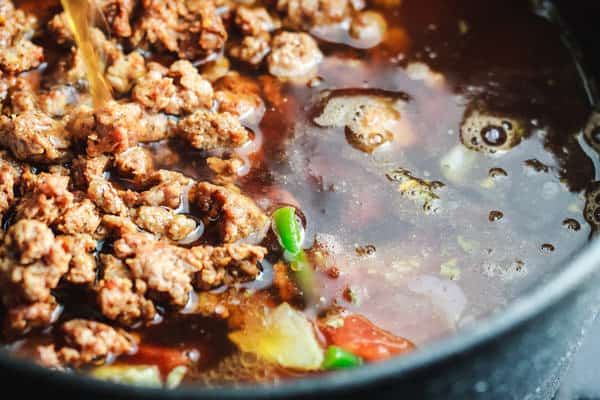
[1,0,599,398]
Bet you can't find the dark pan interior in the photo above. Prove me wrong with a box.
[0,1,599,399]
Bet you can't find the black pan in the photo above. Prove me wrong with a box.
[1,1,599,399]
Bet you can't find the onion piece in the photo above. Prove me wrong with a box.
[229,303,324,370]
[90,365,162,387]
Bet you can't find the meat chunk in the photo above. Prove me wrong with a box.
[189,182,268,243]
[132,60,214,115]
[106,52,147,94]
[235,6,280,36]
[0,73,11,112]
[48,12,74,45]
[96,254,156,326]
[349,10,387,45]
[132,206,198,241]
[50,1,135,41]
[192,291,230,319]
[268,32,323,80]
[68,102,171,156]
[113,232,266,306]
[114,233,195,307]
[139,170,194,209]
[87,178,129,216]
[49,25,122,84]
[0,150,22,217]
[214,72,264,121]
[144,113,177,144]
[49,22,144,98]
[133,0,227,60]
[37,319,137,368]
[60,234,98,285]
[276,0,359,29]
[177,110,250,150]
[0,111,70,163]
[229,34,271,66]
[6,218,55,264]
[15,173,74,226]
[0,220,70,304]
[207,156,243,184]
[80,102,139,155]
[99,0,136,37]
[4,300,60,335]
[191,243,267,290]
[71,154,111,189]
[114,146,154,182]
[0,39,44,75]
[100,214,140,238]
[0,2,43,73]
[229,5,279,67]
[55,198,102,235]
[4,76,36,114]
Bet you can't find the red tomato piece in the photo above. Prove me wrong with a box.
[133,344,191,375]
[319,314,415,362]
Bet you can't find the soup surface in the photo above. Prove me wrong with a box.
[0,0,598,387]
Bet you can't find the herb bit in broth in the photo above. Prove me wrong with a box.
[0,0,597,389]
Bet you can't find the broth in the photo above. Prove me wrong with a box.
[60,0,112,106]
[0,0,597,388]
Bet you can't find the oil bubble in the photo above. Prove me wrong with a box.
[460,109,524,155]
[583,182,600,229]
[488,210,504,222]
[541,243,555,252]
[562,218,581,231]
[583,112,600,152]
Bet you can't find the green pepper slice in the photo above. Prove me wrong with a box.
[322,346,363,370]
[272,206,303,255]
[272,206,317,303]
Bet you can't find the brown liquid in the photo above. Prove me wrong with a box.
[143,0,595,382]
[4,0,598,385]
[60,0,111,106]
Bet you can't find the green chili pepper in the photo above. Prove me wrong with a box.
[322,346,363,370]
[272,206,303,255]
[289,249,308,272]
[272,206,317,303]
[291,250,317,300]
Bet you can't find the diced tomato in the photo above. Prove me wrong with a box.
[132,344,191,375]
[319,314,415,362]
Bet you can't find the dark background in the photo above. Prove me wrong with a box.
[556,0,600,104]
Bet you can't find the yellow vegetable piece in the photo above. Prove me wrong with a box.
[229,303,324,370]
[165,366,188,389]
[440,258,461,280]
[90,365,162,387]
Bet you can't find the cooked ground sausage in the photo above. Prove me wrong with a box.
[189,182,269,243]
[37,319,137,368]
[132,0,227,61]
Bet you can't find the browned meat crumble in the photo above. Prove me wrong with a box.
[37,319,138,368]
[0,0,421,376]
[0,0,592,389]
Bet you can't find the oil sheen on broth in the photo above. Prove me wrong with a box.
[3,0,599,386]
